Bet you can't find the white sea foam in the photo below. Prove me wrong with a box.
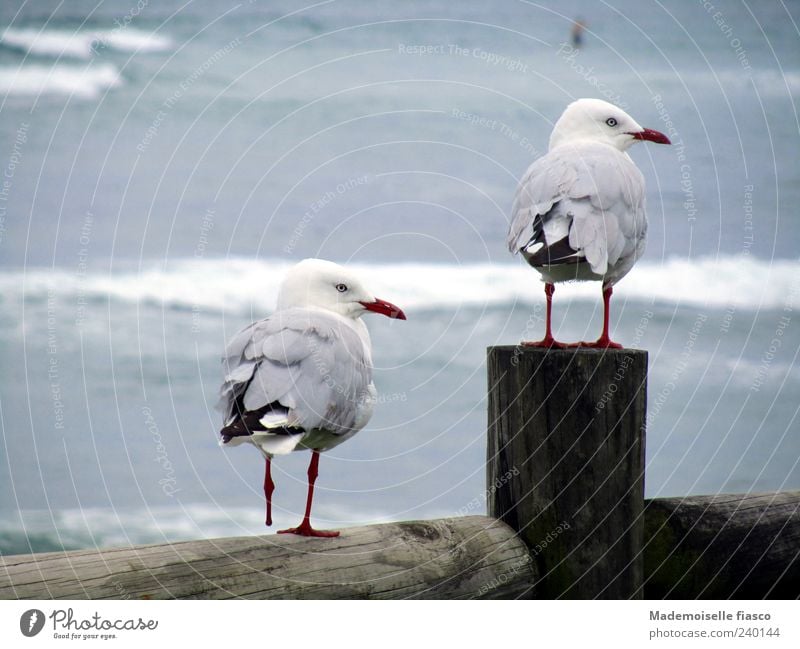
[0,62,122,98]
[3,503,400,550]
[1,27,172,60]
[2,255,797,313]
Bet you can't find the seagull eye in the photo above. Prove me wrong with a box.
[606,117,618,127]
[335,283,348,293]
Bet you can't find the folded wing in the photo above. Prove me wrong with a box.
[507,141,647,278]
[216,308,374,454]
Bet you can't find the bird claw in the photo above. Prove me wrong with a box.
[523,337,623,349]
[566,339,623,349]
[597,341,623,349]
[521,337,568,349]
[278,523,340,538]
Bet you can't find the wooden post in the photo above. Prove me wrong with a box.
[487,346,647,599]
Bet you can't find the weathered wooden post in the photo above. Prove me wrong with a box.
[487,346,647,599]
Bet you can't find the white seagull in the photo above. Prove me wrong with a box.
[216,259,406,537]
[507,98,670,348]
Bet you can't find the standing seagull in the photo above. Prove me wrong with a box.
[507,98,670,348]
[216,259,406,537]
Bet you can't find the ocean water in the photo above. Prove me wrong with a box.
[0,0,798,554]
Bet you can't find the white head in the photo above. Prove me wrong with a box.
[549,98,670,151]
[277,258,406,321]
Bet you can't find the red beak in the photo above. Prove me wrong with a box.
[360,298,407,320]
[630,128,671,145]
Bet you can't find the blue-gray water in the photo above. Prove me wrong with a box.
[0,0,798,554]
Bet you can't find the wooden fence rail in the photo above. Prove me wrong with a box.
[0,516,534,600]
[643,491,800,599]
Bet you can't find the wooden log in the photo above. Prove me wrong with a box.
[0,516,535,600]
[644,491,800,599]
[487,346,647,599]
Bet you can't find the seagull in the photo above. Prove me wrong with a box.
[216,259,406,537]
[507,98,670,348]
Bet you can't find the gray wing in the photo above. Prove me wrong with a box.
[507,141,646,277]
[217,308,373,437]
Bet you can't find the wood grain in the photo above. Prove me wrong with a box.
[487,346,647,599]
[0,516,535,600]
[644,491,800,599]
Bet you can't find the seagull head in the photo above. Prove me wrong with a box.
[277,258,407,321]
[549,98,671,152]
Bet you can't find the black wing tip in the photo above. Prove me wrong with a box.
[525,235,582,267]
[219,424,253,443]
[220,403,305,443]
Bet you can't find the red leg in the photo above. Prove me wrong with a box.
[278,451,339,538]
[263,457,274,527]
[569,285,623,349]
[522,283,566,348]
[593,284,623,348]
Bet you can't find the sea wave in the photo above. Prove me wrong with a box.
[0,503,400,553]
[0,505,266,553]
[1,255,797,313]
[0,62,122,98]
[1,27,172,60]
